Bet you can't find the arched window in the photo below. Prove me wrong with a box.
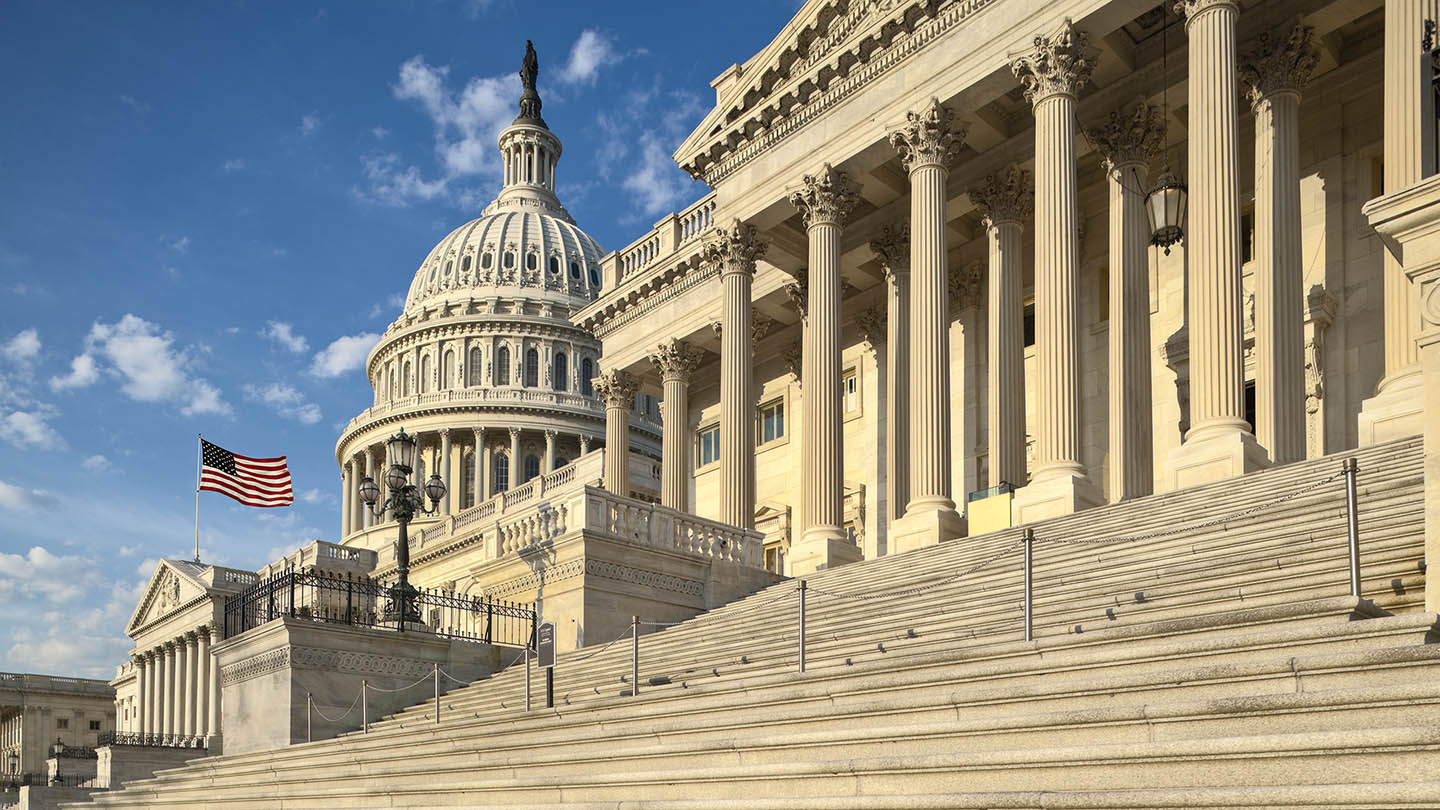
[524,349,539,387]
[554,352,568,392]
[468,347,483,385]
[420,355,432,393]
[524,455,540,482]
[495,347,511,385]
[581,358,594,396]
[460,453,475,509]
[441,350,453,389]
[492,452,509,494]
[589,267,601,288]
[525,253,537,271]
[569,261,581,280]
[388,367,396,401]
[402,361,412,396]
[444,260,453,277]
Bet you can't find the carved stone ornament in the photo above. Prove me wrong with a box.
[591,370,640,409]
[649,339,704,384]
[752,313,775,346]
[969,165,1034,227]
[785,267,810,325]
[155,569,182,613]
[948,260,984,309]
[869,223,910,278]
[1175,0,1240,22]
[855,305,886,351]
[702,218,767,276]
[1240,22,1319,108]
[1085,100,1165,172]
[1011,18,1099,106]
[788,163,860,229]
[888,98,967,172]
[782,342,803,382]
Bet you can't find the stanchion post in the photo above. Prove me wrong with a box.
[306,693,312,743]
[631,615,640,698]
[1022,529,1034,642]
[1344,458,1361,598]
[524,644,532,712]
[362,681,368,734]
[797,581,807,674]
[433,662,440,725]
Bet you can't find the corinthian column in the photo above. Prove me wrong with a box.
[970,166,1033,492]
[439,428,452,513]
[160,641,175,736]
[650,339,705,511]
[594,370,640,496]
[1358,0,1437,444]
[870,225,911,529]
[206,625,222,741]
[131,655,146,734]
[1087,102,1164,499]
[472,428,486,504]
[789,164,863,572]
[341,461,352,538]
[508,428,521,490]
[888,99,969,551]
[194,629,209,737]
[182,632,197,737]
[1243,24,1317,466]
[1165,0,1270,488]
[1011,19,1104,520]
[703,220,767,529]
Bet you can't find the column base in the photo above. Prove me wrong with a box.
[789,529,863,575]
[1357,370,1424,446]
[1012,472,1102,525]
[1163,427,1271,491]
[890,506,966,555]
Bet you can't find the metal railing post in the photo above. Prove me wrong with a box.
[631,615,640,698]
[797,581,807,674]
[288,573,296,619]
[1022,529,1034,642]
[524,644,531,712]
[306,693,312,743]
[362,681,368,734]
[1344,458,1362,598]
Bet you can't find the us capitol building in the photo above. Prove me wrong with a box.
[27,0,1440,804]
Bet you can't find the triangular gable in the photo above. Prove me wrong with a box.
[125,559,212,635]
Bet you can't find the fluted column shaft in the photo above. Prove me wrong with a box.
[509,428,522,489]
[544,431,557,472]
[182,634,197,736]
[594,371,639,495]
[206,626,221,738]
[706,220,766,529]
[1107,158,1155,496]
[195,630,209,736]
[988,216,1027,487]
[1030,90,1084,478]
[651,339,703,512]
[160,643,174,736]
[1252,87,1305,464]
[472,429,486,504]
[1185,0,1249,440]
[906,160,958,513]
[440,429,452,514]
[147,651,159,734]
[804,217,846,541]
[341,462,352,538]
[132,657,146,734]
[872,226,911,521]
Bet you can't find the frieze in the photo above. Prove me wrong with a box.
[220,648,289,687]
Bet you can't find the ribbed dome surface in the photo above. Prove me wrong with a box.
[404,208,605,312]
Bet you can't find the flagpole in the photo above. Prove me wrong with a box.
[194,433,202,563]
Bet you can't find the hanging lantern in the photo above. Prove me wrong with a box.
[1146,170,1187,254]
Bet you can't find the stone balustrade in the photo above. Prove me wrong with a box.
[606,192,717,286]
[337,387,663,439]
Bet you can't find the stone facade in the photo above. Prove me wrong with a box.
[0,673,114,783]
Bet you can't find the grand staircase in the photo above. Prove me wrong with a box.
[71,438,1439,808]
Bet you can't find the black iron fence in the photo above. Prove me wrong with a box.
[222,570,535,648]
[95,731,206,750]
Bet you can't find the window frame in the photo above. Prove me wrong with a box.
[758,398,786,446]
[697,424,721,468]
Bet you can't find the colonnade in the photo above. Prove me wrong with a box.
[130,626,220,740]
[341,426,598,537]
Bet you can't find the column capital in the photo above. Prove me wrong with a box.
[438,427,451,438]
[1241,22,1318,108]
[969,165,1034,228]
[869,223,910,279]
[507,426,522,439]
[702,218,767,277]
[783,342,803,382]
[472,426,486,440]
[753,313,775,348]
[948,260,984,310]
[788,163,860,229]
[855,305,885,352]
[1012,19,1099,106]
[544,429,558,440]
[784,268,809,325]
[1176,0,1239,23]
[593,370,641,409]
[888,98,967,173]
[1085,100,1165,172]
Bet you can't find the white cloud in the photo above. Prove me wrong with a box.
[82,454,112,472]
[261,321,309,353]
[559,30,621,84]
[49,353,99,390]
[357,152,448,206]
[371,126,389,140]
[2,328,40,362]
[168,235,191,253]
[222,158,247,172]
[300,113,322,136]
[118,94,150,114]
[309,333,379,378]
[0,409,63,449]
[301,488,334,505]
[369,291,407,319]
[243,382,322,424]
[0,547,145,677]
[83,314,231,416]
[622,131,696,217]
[0,480,59,512]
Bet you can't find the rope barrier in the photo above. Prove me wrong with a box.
[436,667,471,685]
[310,690,363,724]
[364,672,437,694]
[808,539,1024,600]
[570,626,636,663]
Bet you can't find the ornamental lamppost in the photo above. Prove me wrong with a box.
[7,750,17,789]
[357,427,446,626]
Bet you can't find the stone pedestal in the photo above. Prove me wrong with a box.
[1363,173,1440,612]
[889,508,966,556]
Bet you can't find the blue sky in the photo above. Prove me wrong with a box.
[0,0,797,678]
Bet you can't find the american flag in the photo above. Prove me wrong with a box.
[199,439,293,507]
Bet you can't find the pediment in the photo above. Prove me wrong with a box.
[126,560,211,635]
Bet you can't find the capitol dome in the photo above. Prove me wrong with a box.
[335,41,661,555]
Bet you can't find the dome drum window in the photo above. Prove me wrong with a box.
[461,255,471,274]
[481,252,493,270]
[525,252,538,271]
[503,251,515,269]
[548,256,560,276]
[569,261,581,280]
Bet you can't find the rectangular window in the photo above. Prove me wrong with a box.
[764,543,785,575]
[56,718,69,730]
[1023,302,1036,348]
[89,720,101,731]
[842,370,858,413]
[698,426,720,466]
[760,400,785,443]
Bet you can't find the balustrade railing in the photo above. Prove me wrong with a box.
[615,192,718,283]
[95,731,207,750]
